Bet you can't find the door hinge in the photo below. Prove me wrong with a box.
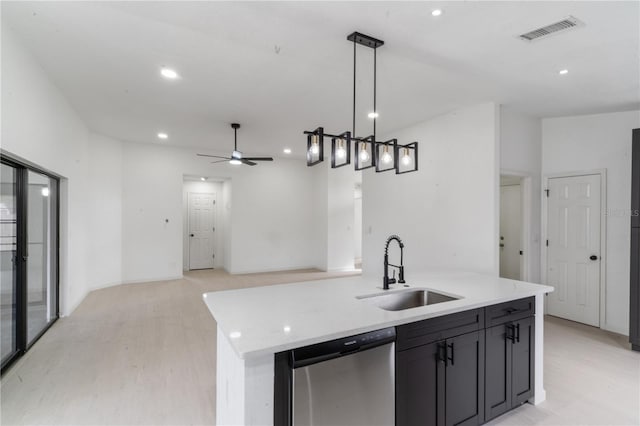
[213,200,216,205]
[212,227,215,232]
[212,253,215,259]
[546,239,549,247]
[545,189,550,197]
[519,250,523,255]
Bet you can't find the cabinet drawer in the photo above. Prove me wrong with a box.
[396,309,483,351]
[485,297,534,327]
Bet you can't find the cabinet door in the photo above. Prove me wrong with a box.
[632,129,639,228]
[445,331,485,426]
[484,324,512,421]
[396,341,443,426]
[511,317,535,405]
[630,228,640,348]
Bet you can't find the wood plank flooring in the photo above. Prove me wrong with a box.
[1,269,638,425]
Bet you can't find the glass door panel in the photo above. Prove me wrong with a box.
[26,171,57,345]
[0,163,18,364]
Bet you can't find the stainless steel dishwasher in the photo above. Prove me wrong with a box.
[290,327,396,426]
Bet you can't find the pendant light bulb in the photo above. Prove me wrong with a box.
[381,146,392,164]
[401,148,412,166]
[336,139,347,159]
[310,135,320,155]
[359,144,370,162]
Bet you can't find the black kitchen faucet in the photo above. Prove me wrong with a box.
[383,235,406,290]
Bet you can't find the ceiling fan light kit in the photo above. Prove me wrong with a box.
[197,123,274,167]
[304,31,419,175]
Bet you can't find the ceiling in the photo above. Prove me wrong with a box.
[3,1,639,158]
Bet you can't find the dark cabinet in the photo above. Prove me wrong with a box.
[632,129,639,228]
[396,341,440,426]
[445,331,485,426]
[632,129,640,351]
[485,317,535,422]
[631,227,640,350]
[396,318,485,426]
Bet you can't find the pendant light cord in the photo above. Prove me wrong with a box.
[352,39,356,139]
[373,46,377,141]
[234,127,237,151]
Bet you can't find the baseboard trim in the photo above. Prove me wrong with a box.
[120,275,184,285]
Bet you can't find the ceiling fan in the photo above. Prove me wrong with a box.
[197,123,274,166]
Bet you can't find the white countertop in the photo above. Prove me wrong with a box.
[203,271,553,359]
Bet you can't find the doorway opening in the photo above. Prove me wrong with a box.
[499,174,531,281]
[182,177,225,271]
[1,156,59,374]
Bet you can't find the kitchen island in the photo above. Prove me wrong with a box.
[203,271,553,425]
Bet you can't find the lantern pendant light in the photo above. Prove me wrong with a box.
[304,32,418,175]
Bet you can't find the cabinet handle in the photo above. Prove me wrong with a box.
[516,324,521,343]
[505,307,519,314]
[506,324,515,342]
[447,342,455,366]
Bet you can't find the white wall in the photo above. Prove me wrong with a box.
[500,106,543,283]
[542,110,640,335]
[362,103,500,280]
[227,157,319,274]
[326,164,356,271]
[87,133,123,290]
[120,141,321,278]
[354,184,363,262]
[182,180,224,271]
[2,24,91,315]
[222,180,232,272]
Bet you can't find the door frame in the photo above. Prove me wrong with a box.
[541,169,607,327]
[187,191,217,271]
[500,170,532,282]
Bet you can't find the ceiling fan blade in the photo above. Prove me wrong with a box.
[210,159,230,164]
[242,157,274,161]
[198,153,231,159]
[241,159,257,166]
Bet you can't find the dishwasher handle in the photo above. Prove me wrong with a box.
[291,327,396,369]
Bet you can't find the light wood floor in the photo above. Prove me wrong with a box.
[1,269,638,425]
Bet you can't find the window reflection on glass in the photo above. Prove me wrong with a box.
[27,171,57,344]
[0,163,17,363]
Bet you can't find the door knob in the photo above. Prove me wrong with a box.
[190,234,194,237]
[589,255,598,261]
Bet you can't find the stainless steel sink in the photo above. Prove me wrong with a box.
[360,289,460,311]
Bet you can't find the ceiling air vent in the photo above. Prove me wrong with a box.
[519,16,584,42]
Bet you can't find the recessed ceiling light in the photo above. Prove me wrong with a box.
[432,9,443,17]
[559,69,569,75]
[368,112,379,119]
[200,177,207,181]
[157,132,168,140]
[160,67,179,79]
[283,148,292,154]
[229,331,242,339]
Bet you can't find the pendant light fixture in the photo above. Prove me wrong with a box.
[304,32,418,174]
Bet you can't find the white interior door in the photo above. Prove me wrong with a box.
[546,174,601,327]
[188,193,215,270]
[500,184,522,280]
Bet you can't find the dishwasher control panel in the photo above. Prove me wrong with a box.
[291,327,396,368]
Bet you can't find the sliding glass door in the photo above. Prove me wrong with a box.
[0,158,59,372]
[0,163,18,365]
